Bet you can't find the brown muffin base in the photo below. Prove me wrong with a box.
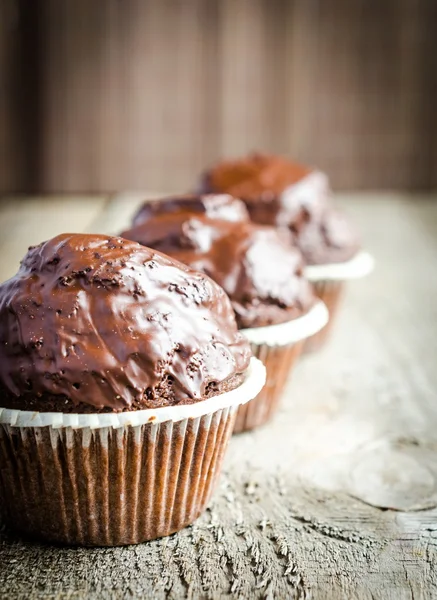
[303,280,345,353]
[233,341,303,433]
[0,407,236,546]
[0,373,245,413]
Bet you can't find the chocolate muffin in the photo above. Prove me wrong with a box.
[201,153,360,265]
[122,198,328,433]
[123,205,314,329]
[132,193,250,228]
[0,234,265,545]
[201,153,373,350]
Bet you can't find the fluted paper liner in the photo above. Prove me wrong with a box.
[304,251,374,283]
[235,302,328,433]
[303,280,344,352]
[303,251,374,353]
[0,358,265,546]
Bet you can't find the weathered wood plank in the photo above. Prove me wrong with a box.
[3,1,437,192]
[0,193,437,598]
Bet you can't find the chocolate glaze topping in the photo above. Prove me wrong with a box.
[129,195,250,256]
[0,234,250,412]
[133,193,249,227]
[122,198,315,329]
[201,153,360,265]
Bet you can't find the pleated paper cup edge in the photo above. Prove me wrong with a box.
[304,251,374,282]
[0,357,266,430]
[240,300,329,347]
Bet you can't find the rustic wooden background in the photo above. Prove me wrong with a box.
[1,0,437,194]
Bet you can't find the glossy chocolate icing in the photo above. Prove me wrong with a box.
[0,234,251,412]
[133,193,249,227]
[122,198,315,329]
[201,153,360,265]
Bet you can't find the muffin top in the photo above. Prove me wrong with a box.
[121,197,315,329]
[0,234,251,413]
[201,153,360,265]
[132,193,249,227]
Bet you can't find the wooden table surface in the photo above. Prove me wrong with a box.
[0,193,437,599]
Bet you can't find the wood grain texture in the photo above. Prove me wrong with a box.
[0,193,437,598]
[1,0,436,193]
[0,0,33,192]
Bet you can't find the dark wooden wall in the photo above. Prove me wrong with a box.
[1,0,436,194]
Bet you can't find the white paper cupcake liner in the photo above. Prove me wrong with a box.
[0,358,265,546]
[0,409,235,545]
[240,300,329,347]
[302,280,345,353]
[232,302,327,433]
[304,251,374,282]
[233,341,303,433]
